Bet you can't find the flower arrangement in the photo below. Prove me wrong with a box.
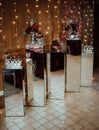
[65,19,79,39]
[65,22,78,33]
[25,19,39,34]
[24,19,44,45]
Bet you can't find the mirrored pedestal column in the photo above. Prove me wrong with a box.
[44,53,51,99]
[66,54,81,92]
[81,53,94,86]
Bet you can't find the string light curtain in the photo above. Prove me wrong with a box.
[61,0,94,45]
[0,1,3,48]
[0,0,5,94]
[1,0,95,52]
[82,0,94,45]
[61,0,82,43]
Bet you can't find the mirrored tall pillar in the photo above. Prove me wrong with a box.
[66,39,81,92]
[81,52,94,86]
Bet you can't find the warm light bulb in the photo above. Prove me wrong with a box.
[0,17,2,20]
[48,5,50,8]
[90,14,93,17]
[38,11,41,14]
[39,22,42,25]
[35,5,39,7]
[15,34,18,37]
[87,22,89,26]
[54,6,57,9]
[70,10,73,13]
[46,10,49,13]
[57,1,60,4]
[15,15,18,19]
[62,30,66,33]
[0,30,3,33]
[39,27,41,30]
[14,9,16,12]
[25,21,28,24]
[84,39,87,42]
[47,27,50,30]
[12,21,16,24]
[27,9,30,13]
[3,36,6,39]
[13,2,16,5]
[26,4,28,7]
[46,31,49,35]
[90,29,92,31]
[17,45,20,49]
[78,12,80,15]
[55,15,58,18]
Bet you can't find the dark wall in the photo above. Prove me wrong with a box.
[93,4,99,69]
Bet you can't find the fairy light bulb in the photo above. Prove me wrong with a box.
[46,31,49,35]
[15,15,18,19]
[27,9,30,13]
[12,21,16,24]
[35,4,39,7]
[54,6,57,9]
[47,26,50,30]
[3,35,6,40]
[46,10,49,13]
[0,29,3,33]
[0,17,2,20]
[38,10,41,14]
[26,3,28,7]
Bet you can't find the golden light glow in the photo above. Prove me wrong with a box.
[45,31,49,35]
[15,34,18,37]
[3,36,6,39]
[13,2,16,5]
[26,4,28,7]
[47,27,50,30]
[57,1,60,4]
[0,17,2,20]
[90,29,92,31]
[38,10,41,14]
[54,6,57,9]
[12,21,16,24]
[35,4,39,7]
[15,15,18,19]
[55,15,58,18]
[25,21,28,24]
[46,10,49,13]
[0,30,3,33]
[17,45,20,49]
[27,9,30,13]
[39,22,42,25]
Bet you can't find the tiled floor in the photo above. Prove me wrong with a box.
[0,58,99,130]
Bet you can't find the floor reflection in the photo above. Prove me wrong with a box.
[4,86,24,116]
[27,78,45,107]
[66,54,81,92]
[50,70,65,99]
